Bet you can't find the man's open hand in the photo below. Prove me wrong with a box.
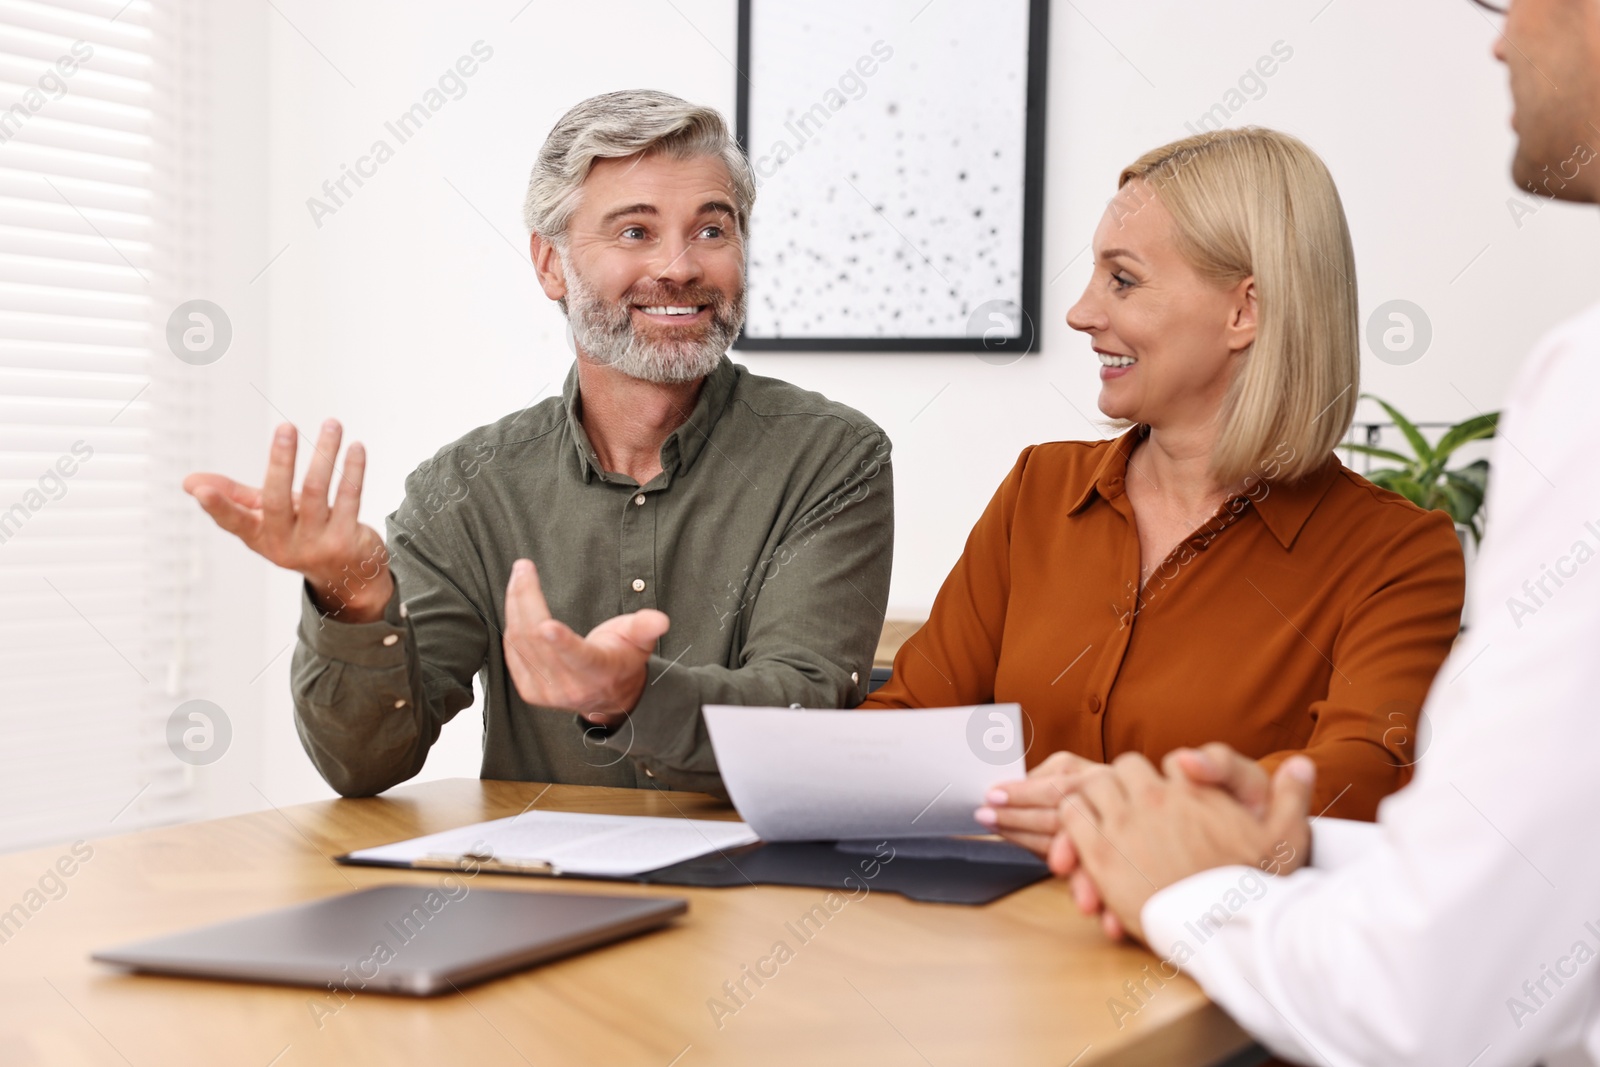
[183,420,392,621]
[502,559,670,725]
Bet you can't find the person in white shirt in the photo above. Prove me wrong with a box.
[1031,1,1600,1064]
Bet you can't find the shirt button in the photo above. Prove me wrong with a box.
[632,578,646,592]
[1088,695,1102,713]
[382,634,400,647]
[851,671,859,684]
[644,767,655,779]
[633,493,646,506]
[398,602,408,619]
[394,699,407,709]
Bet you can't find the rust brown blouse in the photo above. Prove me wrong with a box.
[862,428,1466,821]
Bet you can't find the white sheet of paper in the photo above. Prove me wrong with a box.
[344,810,758,878]
[702,704,1027,842]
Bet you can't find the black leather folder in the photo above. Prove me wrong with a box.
[633,836,1051,905]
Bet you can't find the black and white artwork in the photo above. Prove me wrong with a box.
[734,0,1048,353]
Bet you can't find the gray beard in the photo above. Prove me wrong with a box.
[564,266,745,384]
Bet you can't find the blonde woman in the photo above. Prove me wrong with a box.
[863,128,1464,847]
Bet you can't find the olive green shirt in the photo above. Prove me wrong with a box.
[290,357,893,798]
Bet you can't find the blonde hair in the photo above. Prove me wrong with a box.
[524,89,755,246]
[1118,127,1358,485]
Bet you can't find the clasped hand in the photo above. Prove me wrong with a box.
[978,745,1316,942]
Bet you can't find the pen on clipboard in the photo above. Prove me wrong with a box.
[413,846,564,876]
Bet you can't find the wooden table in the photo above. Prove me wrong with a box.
[0,779,1263,1066]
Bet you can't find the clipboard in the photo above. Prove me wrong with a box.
[339,835,1049,907]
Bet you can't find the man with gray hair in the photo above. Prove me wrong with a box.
[184,89,893,797]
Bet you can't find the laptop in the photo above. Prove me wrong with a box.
[92,884,687,996]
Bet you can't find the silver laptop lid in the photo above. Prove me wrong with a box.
[93,885,687,996]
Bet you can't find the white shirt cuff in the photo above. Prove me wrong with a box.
[1309,817,1381,870]
[1140,865,1264,963]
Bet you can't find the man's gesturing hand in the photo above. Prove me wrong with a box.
[502,559,670,726]
[183,420,393,622]
[1052,751,1316,944]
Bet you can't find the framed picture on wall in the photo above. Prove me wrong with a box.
[733,0,1049,354]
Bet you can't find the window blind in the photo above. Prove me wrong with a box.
[0,0,203,850]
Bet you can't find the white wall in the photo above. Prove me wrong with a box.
[177,0,272,824]
[193,0,1600,810]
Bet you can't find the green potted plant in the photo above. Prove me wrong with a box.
[1342,394,1499,548]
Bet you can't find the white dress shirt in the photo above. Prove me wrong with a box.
[1142,299,1600,1067]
